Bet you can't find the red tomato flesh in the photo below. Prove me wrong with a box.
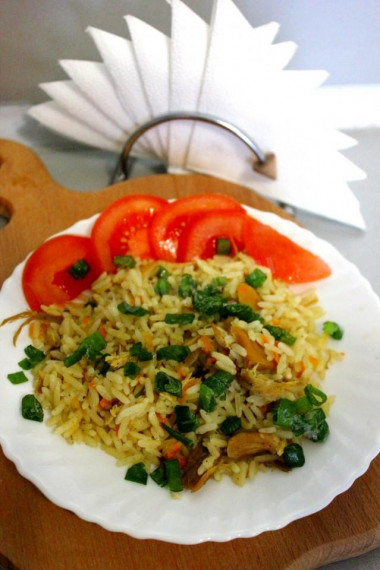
[149,193,244,261]
[243,216,331,283]
[91,194,167,272]
[178,210,248,262]
[22,235,99,310]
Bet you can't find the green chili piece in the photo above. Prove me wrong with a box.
[216,237,231,255]
[125,462,148,485]
[156,345,191,363]
[304,384,328,406]
[323,321,343,340]
[220,415,241,435]
[164,459,183,492]
[21,394,43,422]
[203,370,234,399]
[113,255,136,268]
[129,342,153,362]
[283,443,305,468]
[68,258,90,279]
[199,383,216,412]
[174,405,199,433]
[124,361,141,378]
[265,324,296,346]
[162,424,194,447]
[7,371,29,385]
[117,301,149,317]
[154,372,182,397]
[245,268,267,288]
[178,274,197,298]
[164,313,195,325]
[150,464,168,487]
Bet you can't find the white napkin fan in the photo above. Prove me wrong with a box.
[28,0,366,228]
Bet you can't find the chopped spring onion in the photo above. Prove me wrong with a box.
[21,394,43,422]
[68,258,90,279]
[64,331,106,367]
[323,320,344,340]
[124,462,148,485]
[117,301,149,317]
[178,274,197,298]
[174,405,199,433]
[150,464,168,487]
[304,384,328,406]
[156,345,191,363]
[216,237,231,255]
[203,370,234,399]
[283,443,305,468]
[164,459,183,492]
[199,383,216,412]
[211,276,227,287]
[162,424,194,447]
[245,268,267,288]
[222,303,264,323]
[193,287,227,317]
[18,345,45,370]
[113,255,136,268]
[154,372,182,397]
[124,361,141,378]
[220,415,242,435]
[164,313,195,325]
[129,342,153,362]
[155,276,172,296]
[157,265,170,278]
[264,324,296,346]
[273,399,297,429]
[7,371,29,384]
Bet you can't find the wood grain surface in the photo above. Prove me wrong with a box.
[0,139,379,570]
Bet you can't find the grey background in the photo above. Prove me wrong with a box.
[0,0,380,103]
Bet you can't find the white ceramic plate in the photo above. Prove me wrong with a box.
[1,205,380,544]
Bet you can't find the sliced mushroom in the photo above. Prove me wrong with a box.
[227,431,285,459]
[182,441,209,491]
[230,325,275,371]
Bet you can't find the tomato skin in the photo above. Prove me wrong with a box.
[149,193,244,261]
[243,216,331,283]
[22,235,100,310]
[178,210,248,262]
[91,194,168,272]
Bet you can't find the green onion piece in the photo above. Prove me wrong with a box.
[193,288,227,317]
[164,313,195,325]
[323,321,344,340]
[199,383,216,412]
[24,345,45,366]
[129,342,153,362]
[18,358,33,371]
[124,361,141,378]
[95,355,111,376]
[211,276,228,287]
[157,265,170,278]
[304,384,328,406]
[21,394,43,422]
[174,405,199,433]
[113,255,136,269]
[150,464,168,487]
[220,415,241,435]
[7,371,29,385]
[68,258,90,279]
[222,303,264,323]
[162,423,194,447]
[216,237,231,255]
[124,462,148,485]
[156,345,191,363]
[283,443,305,468]
[295,396,313,415]
[303,408,329,442]
[164,459,183,492]
[154,372,182,397]
[155,277,172,296]
[273,399,298,429]
[203,370,234,399]
[64,330,106,367]
[134,387,145,398]
[178,274,197,298]
[264,324,296,346]
[85,300,97,308]
[245,268,267,288]
[117,301,149,317]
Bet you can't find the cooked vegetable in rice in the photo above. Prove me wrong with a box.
[11,253,344,494]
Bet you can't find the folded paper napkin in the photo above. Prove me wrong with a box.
[28,0,366,228]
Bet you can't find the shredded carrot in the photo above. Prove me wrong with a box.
[308,356,318,366]
[143,331,154,352]
[162,440,181,459]
[295,361,305,378]
[273,352,281,364]
[200,335,214,353]
[178,456,188,469]
[206,356,216,366]
[115,424,120,436]
[99,325,107,338]
[99,398,112,410]
[259,404,268,415]
[88,379,96,389]
[82,316,90,325]
[260,334,270,344]
[177,364,188,379]
[156,413,169,425]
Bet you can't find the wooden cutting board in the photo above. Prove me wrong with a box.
[0,139,379,570]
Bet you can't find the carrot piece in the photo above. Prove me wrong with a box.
[99,325,107,338]
[237,282,261,310]
[200,335,215,353]
[156,413,170,425]
[82,316,90,325]
[163,440,182,459]
[99,398,112,410]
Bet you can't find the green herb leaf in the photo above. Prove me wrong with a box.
[178,274,197,298]
[125,462,148,485]
[216,237,231,255]
[117,301,149,317]
[164,313,195,325]
[154,372,182,397]
[245,268,267,288]
[68,258,90,279]
[157,345,191,363]
[162,423,194,447]
[129,342,153,362]
[264,324,296,346]
[174,405,199,433]
[164,459,183,492]
[113,255,136,268]
[7,371,29,384]
[124,361,141,378]
[323,321,343,340]
[220,415,241,435]
[21,394,43,422]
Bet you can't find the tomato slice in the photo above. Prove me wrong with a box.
[243,216,331,283]
[149,194,244,261]
[178,210,248,262]
[91,194,168,272]
[22,235,100,310]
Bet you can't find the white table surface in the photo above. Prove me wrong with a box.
[0,104,379,569]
